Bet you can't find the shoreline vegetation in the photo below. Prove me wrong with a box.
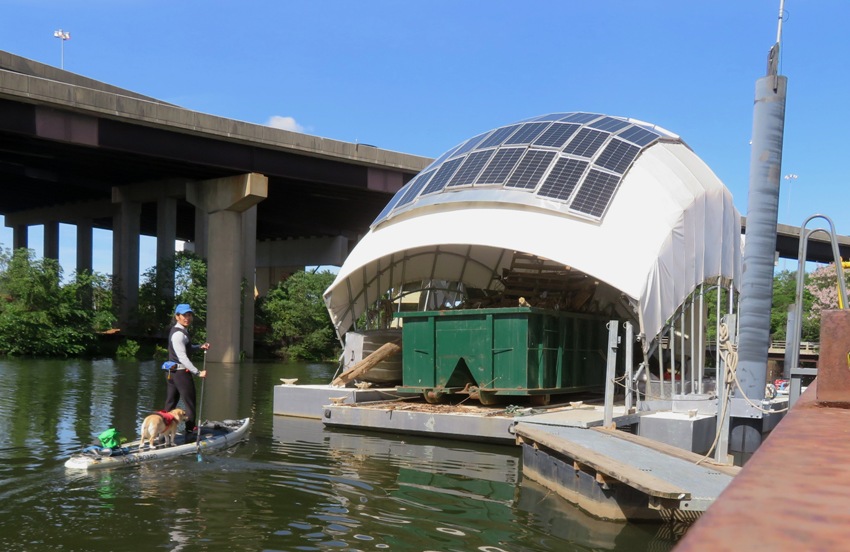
[0,245,835,362]
[0,247,339,362]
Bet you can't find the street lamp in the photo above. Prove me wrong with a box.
[53,29,70,69]
[783,173,798,223]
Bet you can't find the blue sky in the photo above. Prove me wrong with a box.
[2,0,849,276]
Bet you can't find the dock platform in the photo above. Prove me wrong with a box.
[515,422,739,521]
[273,384,738,521]
[320,397,641,444]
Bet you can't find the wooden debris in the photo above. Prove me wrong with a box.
[331,339,401,387]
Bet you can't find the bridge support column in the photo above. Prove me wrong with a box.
[111,192,141,332]
[194,208,208,259]
[241,206,257,358]
[43,221,59,260]
[157,197,177,301]
[75,219,93,275]
[187,173,267,363]
[74,218,94,309]
[12,224,27,251]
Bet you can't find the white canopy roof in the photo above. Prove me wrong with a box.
[324,114,741,347]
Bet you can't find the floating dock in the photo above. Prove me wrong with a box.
[274,384,739,521]
[515,423,738,521]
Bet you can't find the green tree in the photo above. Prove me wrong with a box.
[803,262,850,341]
[768,269,816,342]
[81,269,116,332]
[0,248,100,356]
[257,270,338,361]
[137,252,208,340]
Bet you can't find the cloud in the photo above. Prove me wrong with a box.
[265,115,305,133]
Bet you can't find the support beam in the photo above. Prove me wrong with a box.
[194,207,208,259]
[187,173,267,363]
[241,206,257,358]
[156,196,177,301]
[43,221,59,260]
[12,224,27,250]
[75,219,93,275]
[111,192,141,332]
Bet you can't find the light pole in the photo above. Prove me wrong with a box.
[53,29,70,69]
[783,173,798,223]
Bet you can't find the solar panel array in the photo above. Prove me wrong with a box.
[374,112,666,226]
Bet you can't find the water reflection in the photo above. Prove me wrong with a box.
[0,358,680,551]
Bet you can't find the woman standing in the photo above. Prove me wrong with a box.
[164,303,210,442]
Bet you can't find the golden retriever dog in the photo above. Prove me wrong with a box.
[139,408,187,449]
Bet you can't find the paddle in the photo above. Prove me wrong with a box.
[196,350,207,462]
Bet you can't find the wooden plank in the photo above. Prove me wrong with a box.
[591,427,741,477]
[331,340,401,387]
[516,424,691,500]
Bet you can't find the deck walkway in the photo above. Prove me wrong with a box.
[515,422,738,521]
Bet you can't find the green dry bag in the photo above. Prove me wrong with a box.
[97,428,126,449]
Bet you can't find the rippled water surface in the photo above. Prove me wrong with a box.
[0,358,679,551]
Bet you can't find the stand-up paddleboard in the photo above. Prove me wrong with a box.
[64,418,251,470]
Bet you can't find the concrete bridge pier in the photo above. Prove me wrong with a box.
[75,219,93,275]
[12,224,27,250]
[111,192,141,330]
[241,205,258,359]
[193,208,209,259]
[43,221,59,260]
[187,173,267,364]
[156,196,177,301]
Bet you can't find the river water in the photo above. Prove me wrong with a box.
[0,358,681,551]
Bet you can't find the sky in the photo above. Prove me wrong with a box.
[2,0,850,276]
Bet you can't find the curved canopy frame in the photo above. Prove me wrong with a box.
[325,134,742,352]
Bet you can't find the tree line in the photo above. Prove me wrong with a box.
[0,248,338,360]
[0,245,842,359]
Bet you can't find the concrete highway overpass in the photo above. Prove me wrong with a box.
[0,50,430,361]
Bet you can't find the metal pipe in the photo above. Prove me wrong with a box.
[698,283,705,394]
[604,320,618,427]
[680,301,686,394]
[670,316,676,396]
[736,72,787,404]
[625,321,634,412]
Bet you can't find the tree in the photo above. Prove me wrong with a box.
[137,252,208,340]
[257,270,338,361]
[0,248,101,356]
[804,262,850,340]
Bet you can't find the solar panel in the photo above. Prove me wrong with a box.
[449,132,494,161]
[505,150,557,189]
[423,143,463,173]
[504,122,550,145]
[396,169,436,206]
[562,128,609,157]
[373,112,674,226]
[446,150,495,188]
[617,125,660,147]
[537,157,589,201]
[477,148,525,185]
[421,158,464,195]
[589,116,631,133]
[594,138,640,174]
[532,123,581,148]
[372,182,410,224]
[529,112,571,122]
[560,112,600,124]
[477,124,522,149]
[570,169,622,218]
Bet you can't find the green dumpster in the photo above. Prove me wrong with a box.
[395,307,610,404]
